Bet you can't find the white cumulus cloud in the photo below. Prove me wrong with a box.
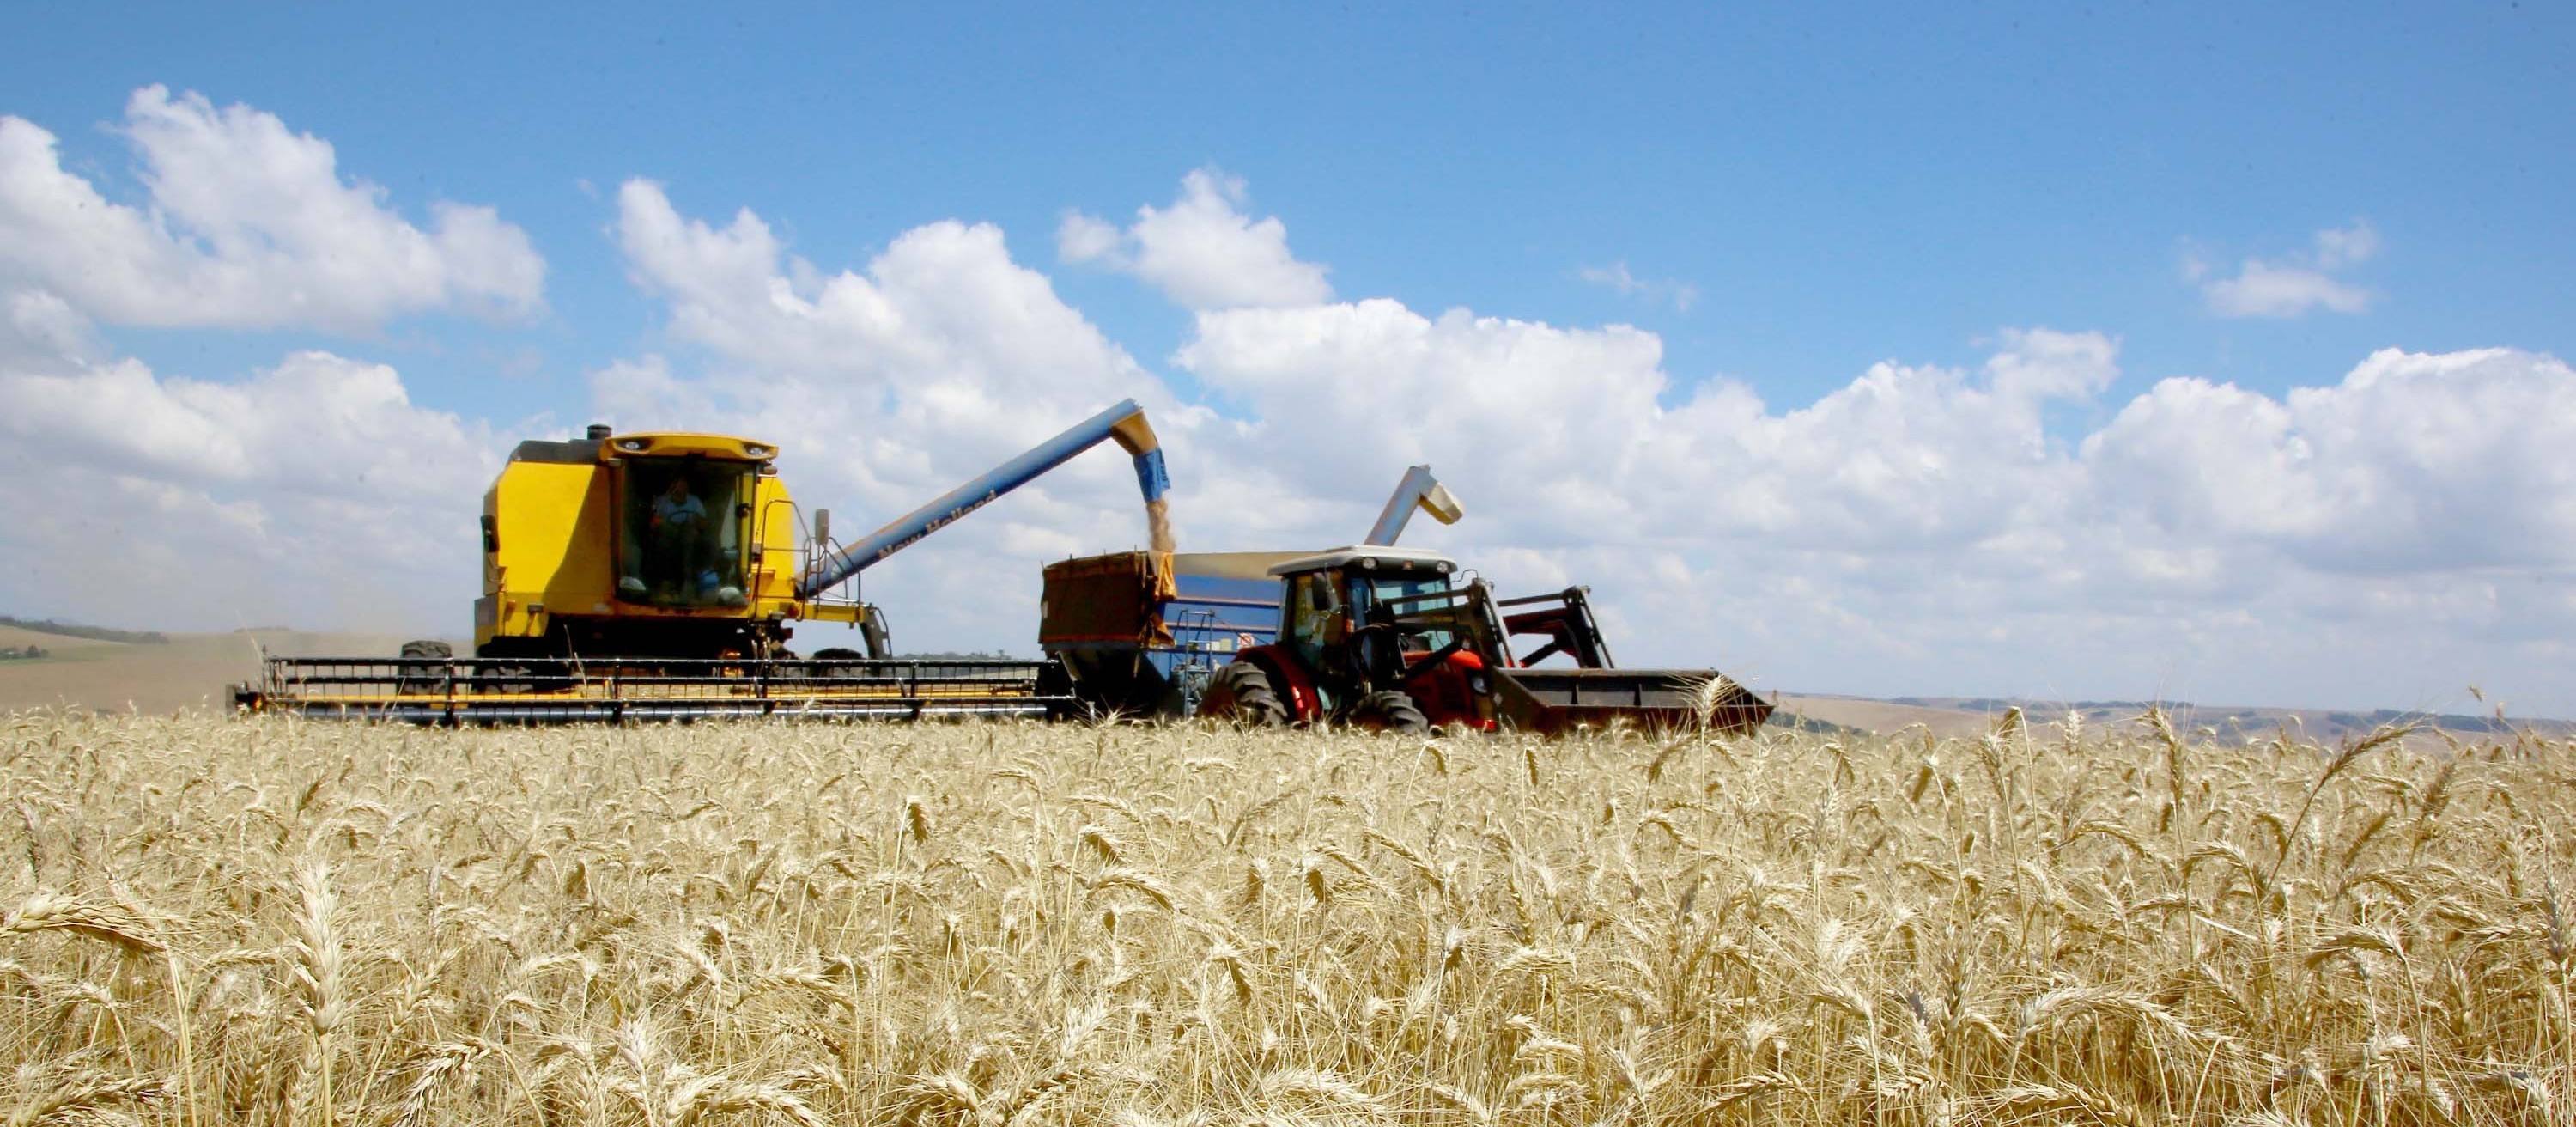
[603,180,1212,647]
[1057,168,1332,309]
[1176,305,2118,554]
[0,86,544,332]
[1151,191,2567,710]
[0,320,507,634]
[1576,260,1699,311]
[2199,221,2380,319]
[2083,346,2576,572]
[611,178,1176,465]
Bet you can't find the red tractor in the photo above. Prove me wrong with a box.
[1194,546,1771,735]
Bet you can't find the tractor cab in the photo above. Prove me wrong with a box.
[1264,546,1510,722]
[1276,545,1449,651]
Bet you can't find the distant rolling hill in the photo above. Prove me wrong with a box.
[0,614,169,645]
[0,628,437,714]
[1777,692,2569,745]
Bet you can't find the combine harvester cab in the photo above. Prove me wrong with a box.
[238,400,1173,723]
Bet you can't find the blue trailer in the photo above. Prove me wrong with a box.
[1039,550,1305,716]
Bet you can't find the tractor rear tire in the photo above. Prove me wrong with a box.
[1348,690,1430,735]
[1199,661,1287,727]
[396,640,453,696]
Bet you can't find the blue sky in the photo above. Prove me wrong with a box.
[18,3,2569,411]
[4,3,2573,715]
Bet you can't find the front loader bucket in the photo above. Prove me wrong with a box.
[234,655,1074,725]
[1492,667,1772,735]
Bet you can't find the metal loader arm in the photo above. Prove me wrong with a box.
[1495,587,1615,668]
[797,399,1171,599]
[1364,465,1464,546]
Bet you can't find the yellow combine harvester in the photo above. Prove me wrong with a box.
[235,401,1171,722]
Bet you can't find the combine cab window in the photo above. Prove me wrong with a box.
[617,460,752,607]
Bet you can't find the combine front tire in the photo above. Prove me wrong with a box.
[1198,661,1287,727]
[396,639,453,697]
[1348,690,1429,735]
[810,647,865,679]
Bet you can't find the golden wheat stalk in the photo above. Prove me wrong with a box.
[0,892,161,954]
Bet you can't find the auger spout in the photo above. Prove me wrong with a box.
[797,399,1170,599]
[1364,465,1464,546]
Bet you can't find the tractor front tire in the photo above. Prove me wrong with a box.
[1348,690,1430,735]
[1199,661,1287,727]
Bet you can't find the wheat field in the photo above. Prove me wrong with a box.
[3,709,2571,1126]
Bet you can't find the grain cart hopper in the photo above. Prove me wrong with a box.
[234,400,1170,722]
[1039,466,1464,715]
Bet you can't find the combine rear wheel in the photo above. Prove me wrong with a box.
[1198,661,1286,727]
[1347,690,1429,735]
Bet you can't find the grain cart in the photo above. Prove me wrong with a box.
[234,400,1170,722]
[1038,465,1465,716]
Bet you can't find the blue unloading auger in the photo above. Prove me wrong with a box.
[797,399,1171,598]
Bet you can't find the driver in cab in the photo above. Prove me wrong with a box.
[649,476,708,595]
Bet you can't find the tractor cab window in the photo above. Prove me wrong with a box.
[617,459,752,607]
[1357,570,1459,652]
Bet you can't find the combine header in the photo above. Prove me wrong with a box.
[240,655,1062,723]
[235,400,1168,723]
